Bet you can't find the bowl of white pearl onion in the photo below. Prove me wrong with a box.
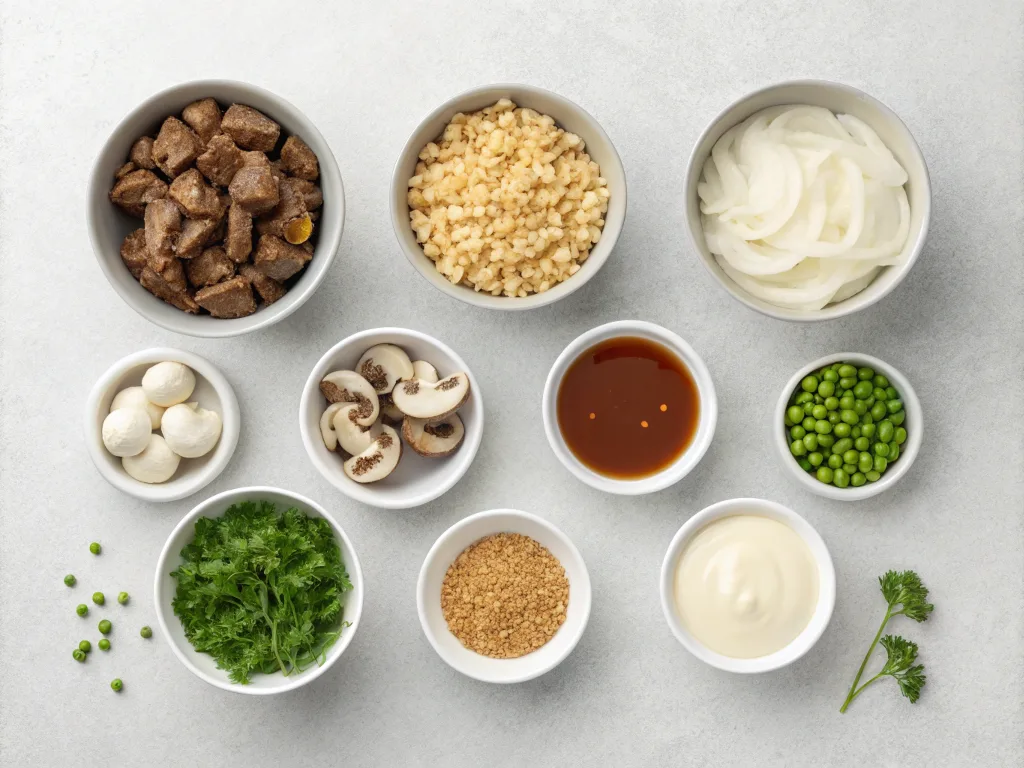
[684,80,931,321]
[85,348,240,502]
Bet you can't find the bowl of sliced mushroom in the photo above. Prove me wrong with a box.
[299,328,484,509]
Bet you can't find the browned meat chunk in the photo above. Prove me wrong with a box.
[115,162,136,180]
[229,166,279,215]
[140,266,199,314]
[120,229,149,279]
[186,246,235,287]
[169,169,225,220]
[279,135,319,180]
[253,234,312,281]
[144,199,182,271]
[255,177,307,237]
[289,178,323,210]
[225,204,253,263]
[110,169,168,217]
[241,150,270,168]
[195,276,256,318]
[130,136,156,169]
[182,98,221,144]
[239,263,287,305]
[152,117,203,178]
[221,104,280,152]
[177,217,218,259]
[195,133,244,187]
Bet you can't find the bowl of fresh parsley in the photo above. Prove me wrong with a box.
[154,486,364,694]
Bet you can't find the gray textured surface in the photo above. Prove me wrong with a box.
[1,1,1022,765]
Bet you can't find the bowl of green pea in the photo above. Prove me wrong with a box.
[775,353,922,500]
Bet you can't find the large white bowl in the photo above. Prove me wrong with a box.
[299,328,484,509]
[417,509,591,683]
[154,486,364,695]
[84,348,240,502]
[683,79,931,322]
[542,320,717,495]
[774,353,922,500]
[87,79,345,337]
[660,498,836,673]
[390,83,627,310]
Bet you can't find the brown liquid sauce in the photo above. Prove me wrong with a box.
[556,336,700,479]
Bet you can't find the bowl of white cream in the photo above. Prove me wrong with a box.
[659,497,836,673]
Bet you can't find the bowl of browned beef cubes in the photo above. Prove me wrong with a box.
[88,81,344,337]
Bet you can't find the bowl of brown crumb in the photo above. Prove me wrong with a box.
[416,508,591,683]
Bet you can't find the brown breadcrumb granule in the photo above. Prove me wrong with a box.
[437,377,459,392]
[351,450,382,476]
[441,533,569,659]
[402,380,420,395]
[359,359,388,392]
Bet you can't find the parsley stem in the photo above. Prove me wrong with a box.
[840,605,892,713]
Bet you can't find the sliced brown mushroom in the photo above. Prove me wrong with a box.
[356,344,414,394]
[319,370,379,426]
[320,402,346,451]
[334,404,382,455]
[402,413,465,458]
[343,425,402,483]
[392,372,471,421]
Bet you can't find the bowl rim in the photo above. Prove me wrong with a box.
[659,497,836,673]
[415,507,592,683]
[541,320,718,495]
[683,78,932,322]
[152,485,364,695]
[389,81,628,311]
[773,352,923,500]
[298,327,484,509]
[86,78,345,338]
[83,347,240,502]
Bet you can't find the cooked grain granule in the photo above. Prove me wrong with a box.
[441,533,569,659]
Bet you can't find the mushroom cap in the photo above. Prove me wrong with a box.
[319,402,346,451]
[142,361,196,407]
[357,344,414,394]
[122,434,180,483]
[343,425,402,483]
[411,360,439,384]
[110,386,165,429]
[319,370,379,426]
[332,405,383,455]
[160,402,222,458]
[102,407,153,457]
[391,372,471,421]
[402,413,465,458]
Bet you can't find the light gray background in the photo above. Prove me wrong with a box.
[1,1,1021,765]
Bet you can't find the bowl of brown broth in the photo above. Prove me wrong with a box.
[542,321,718,495]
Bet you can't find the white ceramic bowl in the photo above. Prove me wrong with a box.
[683,79,931,322]
[390,83,627,310]
[417,508,591,683]
[774,353,922,500]
[299,328,484,509]
[84,348,240,502]
[542,320,717,495]
[154,486,363,694]
[87,79,345,337]
[660,497,836,673]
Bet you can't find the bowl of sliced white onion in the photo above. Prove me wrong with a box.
[684,80,930,321]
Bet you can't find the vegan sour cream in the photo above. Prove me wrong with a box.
[673,515,818,658]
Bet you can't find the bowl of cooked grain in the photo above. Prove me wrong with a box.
[390,84,627,310]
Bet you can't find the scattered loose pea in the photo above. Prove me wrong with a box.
[117,592,129,605]
[76,604,89,617]
[99,619,112,635]
[110,679,123,693]
[89,542,101,555]
[79,640,92,653]
[98,639,111,651]
[73,649,86,663]
[64,574,76,587]
[140,626,153,639]
[92,592,105,606]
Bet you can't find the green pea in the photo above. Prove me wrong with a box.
[785,406,803,424]
[827,411,841,425]
[840,409,859,425]
[790,440,806,457]
[817,434,834,449]
[802,416,816,431]
[79,640,92,653]
[814,394,824,404]
[823,369,839,383]
[888,443,900,462]
[832,437,853,454]
[803,402,816,415]
[76,604,88,617]
[857,367,874,380]
[853,437,869,451]
[841,449,858,465]
[873,374,889,388]
[140,626,153,639]
[833,423,851,438]
[790,426,806,440]
[801,375,819,393]
[814,420,832,435]
[811,405,827,419]
[816,467,834,484]
[873,456,888,473]
[838,396,854,410]
[90,542,101,555]
[866,470,881,482]
[838,364,857,378]
[824,396,839,410]
[886,398,903,414]
[860,413,873,426]
[873,387,888,401]
[99,620,112,635]
[828,454,843,470]
[885,386,898,399]
[99,639,111,651]
[861,423,876,439]
[877,420,894,443]
[808,452,823,467]
[855,401,870,416]
[118,592,129,605]
[874,442,890,458]
[858,452,874,472]
[894,427,907,445]
[111,679,123,693]
[851,426,862,439]
[853,381,873,399]
[798,458,813,471]
[841,378,858,391]
[864,396,875,408]
[843,463,857,474]
[851,472,866,487]
[64,574,76,587]
[890,410,906,426]
[870,402,887,421]
[73,649,86,663]
[833,468,850,488]
[802,433,818,451]
[840,389,852,398]
[795,392,814,405]
[817,380,835,397]
[93,592,105,606]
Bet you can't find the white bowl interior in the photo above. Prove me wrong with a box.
[88,79,344,337]
[299,328,484,509]
[85,348,240,502]
[154,486,363,694]
[542,320,717,495]
[660,498,836,673]
[391,83,627,310]
[773,353,923,501]
[417,509,591,683]
[684,80,930,321]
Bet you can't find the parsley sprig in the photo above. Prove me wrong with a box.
[171,500,353,684]
[839,570,933,712]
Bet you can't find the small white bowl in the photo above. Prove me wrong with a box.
[154,486,363,694]
[84,347,240,502]
[660,498,836,673]
[542,320,717,495]
[299,328,484,509]
[87,79,345,337]
[417,508,591,683]
[774,353,922,500]
[390,83,627,310]
[683,79,931,322]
